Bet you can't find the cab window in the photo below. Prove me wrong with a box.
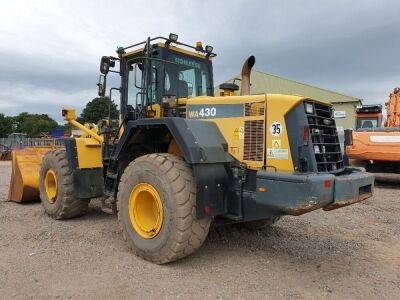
[127,62,143,108]
[357,118,378,129]
[164,54,211,98]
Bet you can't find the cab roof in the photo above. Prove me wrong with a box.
[118,35,216,60]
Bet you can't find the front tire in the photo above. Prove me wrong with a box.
[39,150,89,219]
[117,153,211,264]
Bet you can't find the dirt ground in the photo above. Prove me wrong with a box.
[0,161,399,299]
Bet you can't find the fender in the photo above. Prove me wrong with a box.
[115,117,236,218]
[63,138,104,199]
[115,118,234,164]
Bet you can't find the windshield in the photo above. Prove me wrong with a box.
[357,117,379,129]
[164,53,212,98]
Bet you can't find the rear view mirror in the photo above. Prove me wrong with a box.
[100,56,111,75]
[97,75,106,97]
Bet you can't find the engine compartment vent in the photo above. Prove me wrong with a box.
[243,120,264,161]
[245,102,265,116]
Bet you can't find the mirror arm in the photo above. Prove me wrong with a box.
[108,87,120,120]
[97,74,107,97]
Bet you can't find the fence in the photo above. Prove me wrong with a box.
[0,137,64,151]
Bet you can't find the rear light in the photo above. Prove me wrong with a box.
[324,180,332,188]
[203,205,211,215]
[344,129,353,146]
[303,126,309,146]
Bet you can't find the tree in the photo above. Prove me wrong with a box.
[79,96,118,124]
[13,112,58,137]
[63,123,72,136]
[0,113,14,137]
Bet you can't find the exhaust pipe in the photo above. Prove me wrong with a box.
[240,55,255,96]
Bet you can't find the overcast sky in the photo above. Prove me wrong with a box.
[1,0,399,122]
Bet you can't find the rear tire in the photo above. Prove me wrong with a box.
[118,153,211,264]
[39,150,89,219]
[242,216,281,230]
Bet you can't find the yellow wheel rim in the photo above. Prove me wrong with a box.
[44,169,58,203]
[128,183,164,239]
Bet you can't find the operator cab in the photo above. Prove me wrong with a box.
[355,104,383,129]
[97,34,216,121]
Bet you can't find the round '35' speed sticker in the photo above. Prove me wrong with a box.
[270,122,282,136]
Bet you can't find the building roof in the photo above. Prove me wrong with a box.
[215,69,361,104]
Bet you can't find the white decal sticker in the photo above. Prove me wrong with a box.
[270,122,282,136]
[267,148,289,159]
[370,135,400,143]
[334,111,346,118]
[198,107,217,118]
[239,127,244,140]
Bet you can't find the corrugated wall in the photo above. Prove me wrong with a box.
[331,103,357,131]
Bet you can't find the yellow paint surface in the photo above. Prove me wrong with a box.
[75,138,103,169]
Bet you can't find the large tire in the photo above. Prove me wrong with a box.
[39,150,89,219]
[242,216,281,230]
[117,153,211,264]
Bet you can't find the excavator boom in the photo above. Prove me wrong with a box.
[385,87,400,127]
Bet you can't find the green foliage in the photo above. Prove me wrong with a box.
[13,112,58,137]
[79,96,118,124]
[0,96,117,138]
[0,113,14,138]
[63,123,72,136]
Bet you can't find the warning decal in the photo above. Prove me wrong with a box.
[267,148,289,159]
[272,139,281,148]
[233,127,244,140]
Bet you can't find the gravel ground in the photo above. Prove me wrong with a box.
[0,161,399,299]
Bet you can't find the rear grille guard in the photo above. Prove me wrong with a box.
[306,102,344,173]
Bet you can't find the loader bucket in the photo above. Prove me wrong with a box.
[8,147,55,202]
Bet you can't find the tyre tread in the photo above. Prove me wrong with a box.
[117,153,210,264]
[39,150,88,220]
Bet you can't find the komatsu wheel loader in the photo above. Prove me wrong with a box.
[8,34,374,264]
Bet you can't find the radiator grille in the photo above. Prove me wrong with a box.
[243,120,264,161]
[307,102,344,172]
[245,102,265,116]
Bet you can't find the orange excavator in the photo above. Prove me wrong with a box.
[346,88,400,183]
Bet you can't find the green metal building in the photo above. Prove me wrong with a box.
[215,69,361,131]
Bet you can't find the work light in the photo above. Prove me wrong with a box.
[169,33,178,42]
[305,102,314,114]
[205,45,213,54]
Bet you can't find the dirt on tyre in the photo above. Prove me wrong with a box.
[242,216,281,230]
[117,153,211,264]
[39,150,89,219]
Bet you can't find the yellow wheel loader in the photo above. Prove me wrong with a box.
[9,34,375,264]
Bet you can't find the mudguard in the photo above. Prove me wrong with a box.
[115,118,235,218]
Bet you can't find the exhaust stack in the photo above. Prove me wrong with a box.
[240,55,255,96]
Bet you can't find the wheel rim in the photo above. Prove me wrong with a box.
[128,183,163,239]
[44,169,58,203]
